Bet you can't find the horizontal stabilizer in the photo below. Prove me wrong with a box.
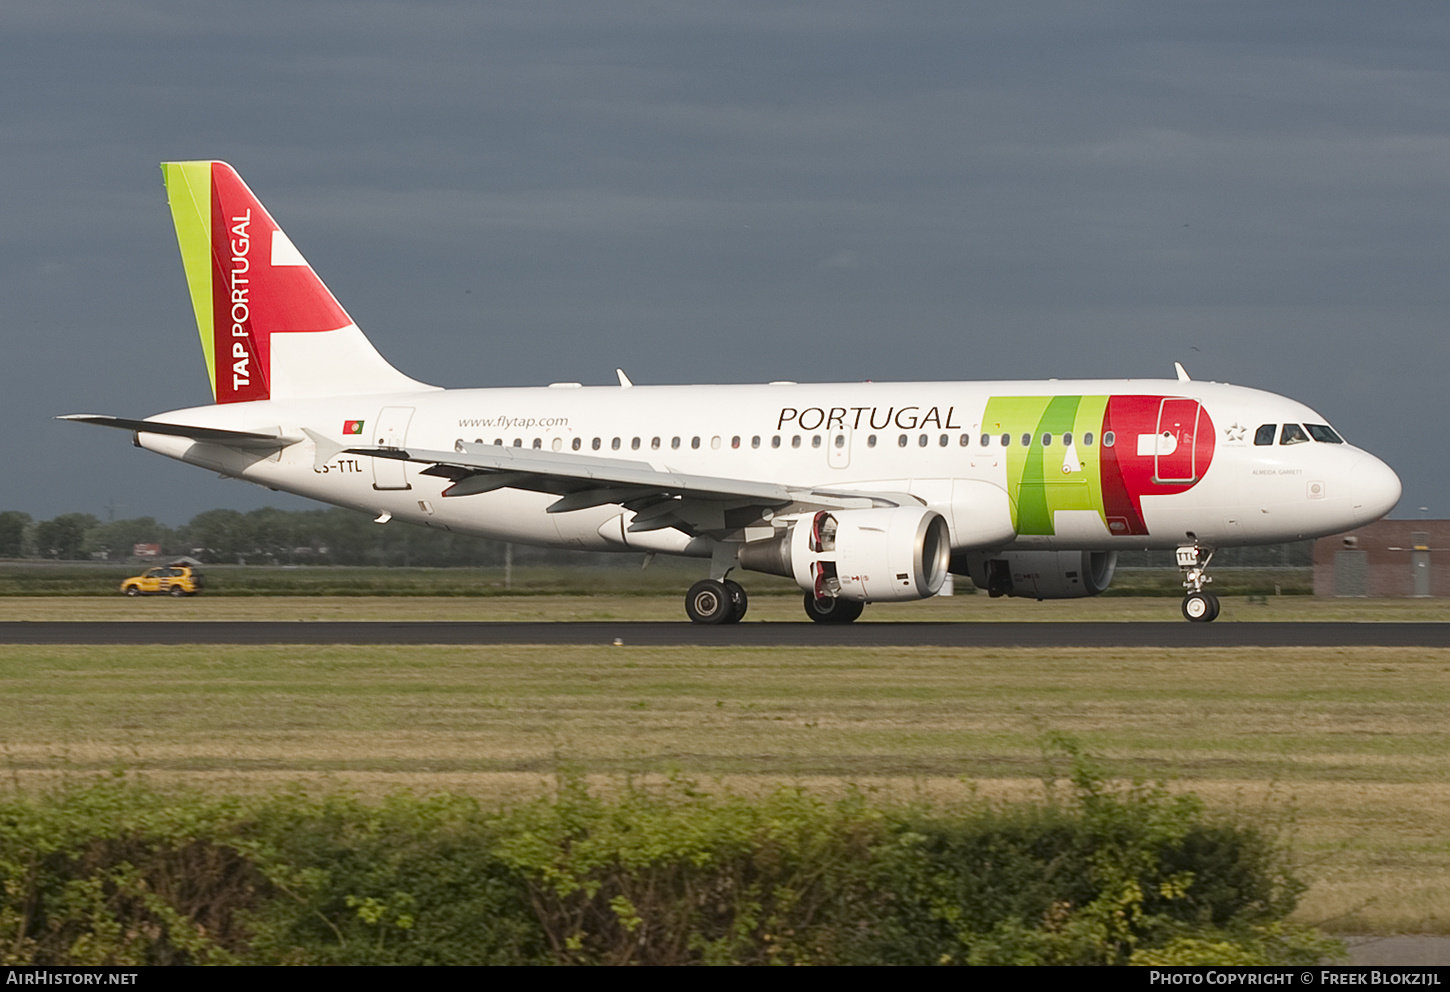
[59,415,299,449]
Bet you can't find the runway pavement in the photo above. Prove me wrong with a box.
[1,620,1447,647]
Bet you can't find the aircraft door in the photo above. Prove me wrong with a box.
[1154,398,1201,483]
[372,406,415,491]
[828,425,851,469]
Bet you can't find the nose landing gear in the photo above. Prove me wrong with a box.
[1177,544,1219,622]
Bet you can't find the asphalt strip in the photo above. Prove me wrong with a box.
[1,621,1447,647]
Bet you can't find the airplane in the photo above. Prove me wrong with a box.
[64,161,1402,624]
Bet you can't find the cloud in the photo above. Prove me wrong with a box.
[816,249,860,270]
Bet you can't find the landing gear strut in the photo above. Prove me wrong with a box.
[1177,544,1219,623]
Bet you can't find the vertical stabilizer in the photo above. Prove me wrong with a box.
[161,161,434,403]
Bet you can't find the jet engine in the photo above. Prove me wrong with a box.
[953,550,1118,600]
[739,506,951,602]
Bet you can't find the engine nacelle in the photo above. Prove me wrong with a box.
[953,550,1118,600]
[740,506,951,602]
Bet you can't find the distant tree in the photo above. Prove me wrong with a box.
[34,513,99,559]
[84,517,174,560]
[181,508,247,563]
[0,511,31,558]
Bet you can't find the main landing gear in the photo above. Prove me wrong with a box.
[682,578,867,625]
[1177,544,1219,622]
[801,593,864,624]
[684,578,749,625]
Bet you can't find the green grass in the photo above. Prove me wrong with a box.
[0,560,1313,597]
[0,560,801,597]
[1,591,1446,622]
[0,641,1446,933]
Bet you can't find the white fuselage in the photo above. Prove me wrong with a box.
[135,377,1402,558]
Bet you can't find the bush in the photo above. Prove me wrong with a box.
[0,758,1337,965]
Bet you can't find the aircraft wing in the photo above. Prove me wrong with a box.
[60,415,300,449]
[345,442,910,534]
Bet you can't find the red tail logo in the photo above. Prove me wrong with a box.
[206,165,351,403]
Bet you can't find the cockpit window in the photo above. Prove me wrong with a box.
[1254,424,1276,446]
[1305,424,1343,444]
[1279,423,1309,445]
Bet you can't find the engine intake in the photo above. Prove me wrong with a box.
[740,506,951,602]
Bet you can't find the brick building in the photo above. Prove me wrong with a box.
[1313,520,1450,598]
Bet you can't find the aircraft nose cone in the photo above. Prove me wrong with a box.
[1350,454,1402,524]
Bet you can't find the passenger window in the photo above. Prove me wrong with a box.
[835,435,845,448]
[980,434,991,447]
[671,437,681,449]
[572,438,581,451]
[731,436,741,449]
[512,438,522,448]
[711,436,722,450]
[533,438,542,449]
[650,437,661,450]
[551,438,562,451]
[792,435,802,448]
[898,434,908,447]
[691,437,701,449]
[751,436,761,448]
[1041,433,1052,447]
[1063,432,1072,446]
[1280,423,1309,445]
[493,438,502,446]
[592,438,601,450]
[812,436,822,448]
[1082,432,1093,446]
[959,434,969,446]
[867,434,877,448]
[939,434,949,447]
[918,434,928,447]
[611,437,621,450]
[1103,431,1115,448]
[1306,424,1344,444]
[630,437,640,450]
[771,436,781,449]
[1000,433,1011,446]
[1021,433,1032,448]
[1254,424,1276,446]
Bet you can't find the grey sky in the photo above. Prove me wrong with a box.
[3,1,1446,523]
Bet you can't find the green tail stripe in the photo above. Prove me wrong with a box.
[161,162,215,400]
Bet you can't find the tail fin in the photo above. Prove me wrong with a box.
[162,161,434,403]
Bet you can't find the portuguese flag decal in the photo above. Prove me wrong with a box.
[343,420,365,435]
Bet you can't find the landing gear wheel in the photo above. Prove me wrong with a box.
[686,579,736,625]
[802,593,864,625]
[723,580,748,624]
[1182,592,1219,623]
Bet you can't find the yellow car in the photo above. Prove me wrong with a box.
[120,564,204,597]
